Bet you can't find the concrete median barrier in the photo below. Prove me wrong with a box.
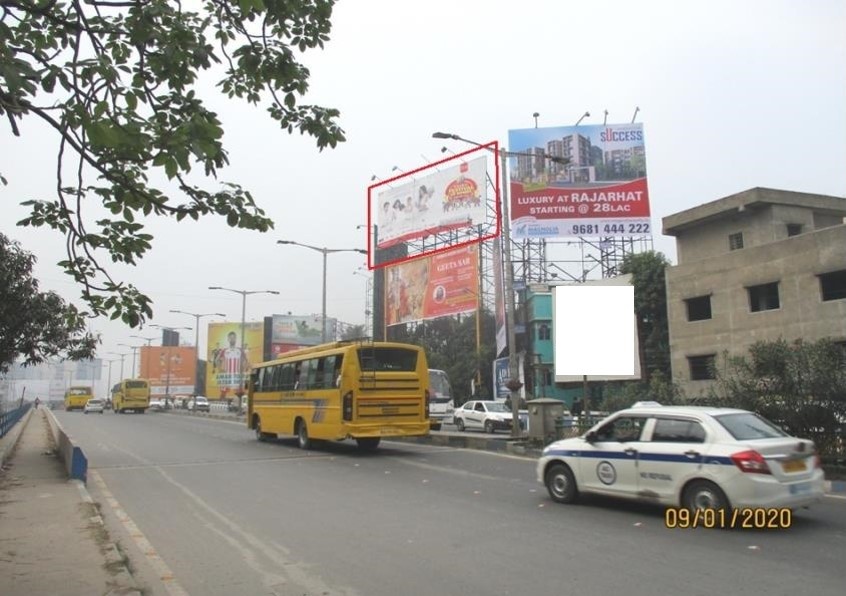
[45,409,87,484]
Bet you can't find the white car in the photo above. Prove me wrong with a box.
[453,400,516,433]
[187,396,210,412]
[537,404,825,511]
[148,399,164,412]
[83,398,105,414]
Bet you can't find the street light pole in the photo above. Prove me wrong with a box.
[277,241,367,343]
[108,352,128,380]
[169,310,225,395]
[208,287,279,400]
[118,344,142,378]
[131,335,158,379]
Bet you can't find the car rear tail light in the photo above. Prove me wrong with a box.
[424,389,430,419]
[731,450,771,474]
[343,391,353,421]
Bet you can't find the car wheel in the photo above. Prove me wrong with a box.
[456,418,466,432]
[84,411,88,415]
[545,463,579,504]
[356,438,381,451]
[430,423,442,431]
[484,420,495,434]
[297,419,311,450]
[683,479,729,512]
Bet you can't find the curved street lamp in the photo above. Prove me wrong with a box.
[277,240,367,343]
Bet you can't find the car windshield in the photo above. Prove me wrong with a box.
[87,399,103,405]
[485,403,510,413]
[713,412,788,440]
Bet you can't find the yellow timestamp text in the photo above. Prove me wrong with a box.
[664,507,792,529]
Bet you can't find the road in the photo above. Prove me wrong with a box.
[56,410,846,596]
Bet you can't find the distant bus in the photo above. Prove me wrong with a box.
[111,379,151,414]
[248,341,431,450]
[64,386,93,411]
[427,369,454,431]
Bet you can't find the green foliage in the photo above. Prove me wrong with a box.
[600,370,684,413]
[619,250,672,381]
[708,339,846,458]
[1,0,345,326]
[0,233,100,373]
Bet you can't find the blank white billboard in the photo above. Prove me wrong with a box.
[553,276,641,381]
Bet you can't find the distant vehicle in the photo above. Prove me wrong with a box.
[427,369,454,431]
[148,399,164,412]
[188,396,210,412]
[453,400,515,433]
[64,386,93,412]
[111,379,151,414]
[248,341,431,450]
[537,404,826,511]
[83,398,105,414]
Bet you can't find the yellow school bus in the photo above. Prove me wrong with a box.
[64,386,94,411]
[247,341,431,450]
[111,379,151,413]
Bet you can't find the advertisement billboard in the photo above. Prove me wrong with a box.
[385,245,479,326]
[508,123,651,239]
[269,314,335,346]
[493,355,526,401]
[139,347,197,396]
[553,274,642,382]
[206,321,265,399]
[375,156,488,248]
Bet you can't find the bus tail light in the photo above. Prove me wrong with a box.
[424,389,430,419]
[730,450,771,474]
[343,391,353,421]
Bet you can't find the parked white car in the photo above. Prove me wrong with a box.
[453,400,516,433]
[148,399,164,412]
[537,403,826,511]
[187,396,210,412]
[83,398,105,414]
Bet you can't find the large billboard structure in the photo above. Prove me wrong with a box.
[385,245,479,327]
[371,153,492,257]
[264,314,337,358]
[508,123,651,239]
[206,321,265,399]
[140,346,197,396]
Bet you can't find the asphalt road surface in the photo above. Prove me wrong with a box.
[56,410,846,596]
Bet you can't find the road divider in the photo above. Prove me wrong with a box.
[45,409,87,483]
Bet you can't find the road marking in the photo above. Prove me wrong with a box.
[825,494,846,501]
[91,470,190,596]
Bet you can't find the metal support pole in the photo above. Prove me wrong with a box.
[240,293,247,398]
[322,249,328,343]
[501,149,523,437]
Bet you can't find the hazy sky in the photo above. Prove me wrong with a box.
[2,0,844,376]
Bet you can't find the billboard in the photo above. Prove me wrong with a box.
[140,347,197,396]
[553,275,642,382]
[508,123,651,239]
[375,156,488,249]
[493,355,526,401]
[206,321,265,399]
[385,245,479,327]
[269,314,335,346]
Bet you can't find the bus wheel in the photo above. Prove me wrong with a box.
[356,438,381,451]
[296,420,311,450]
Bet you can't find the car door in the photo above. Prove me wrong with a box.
[637,416,708,503]
[578,414,646,498]
[468,402,487,429]
[457,402,474,428]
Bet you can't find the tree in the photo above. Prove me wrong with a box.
[1,0,345,327]
[340,324,366,341]
[0,233,99,373]
[709,338,846,458]
[619,251,672,381]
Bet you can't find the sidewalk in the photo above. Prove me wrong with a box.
[0,408,140,596]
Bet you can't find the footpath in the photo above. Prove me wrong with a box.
[0,407,140,596]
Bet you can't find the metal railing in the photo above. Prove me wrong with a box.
[1,402,32,439]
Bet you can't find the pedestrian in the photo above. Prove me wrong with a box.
[34,397,40,409]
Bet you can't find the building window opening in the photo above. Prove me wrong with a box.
[786,223,803,237]
[688,354,716,381]
[538,324,551,340]
[729,232,744,251]
[685,295,712,321]
[748,282,780,312]
[820,270,846,302]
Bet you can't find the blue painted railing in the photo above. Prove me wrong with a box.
[0,402,32,438]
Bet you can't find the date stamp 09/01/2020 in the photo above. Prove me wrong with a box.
[664,507,793,529]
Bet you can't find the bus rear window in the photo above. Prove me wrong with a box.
[126,381,148,389]
[358,348,418,372]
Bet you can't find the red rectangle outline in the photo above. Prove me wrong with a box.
[366,141,500,270]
